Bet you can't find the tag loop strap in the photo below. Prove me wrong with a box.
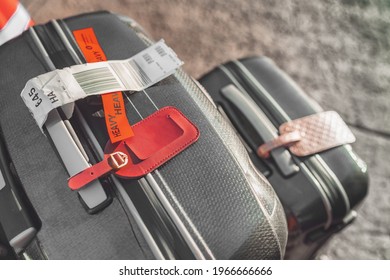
[257,131,301,158]
[68,152,128,191]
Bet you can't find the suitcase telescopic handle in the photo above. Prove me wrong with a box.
[221,85,299,177]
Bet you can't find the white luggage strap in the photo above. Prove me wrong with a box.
[21,40,183,129]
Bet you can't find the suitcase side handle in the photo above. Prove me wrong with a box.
[221,84,299,177]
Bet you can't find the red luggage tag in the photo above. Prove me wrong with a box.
[105,106,200,178]
[257,111,356,158]
[68,107,199,190]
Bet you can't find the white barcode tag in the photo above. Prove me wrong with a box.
[21,40,183,129]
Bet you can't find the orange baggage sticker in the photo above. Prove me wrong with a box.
[72,27,107,62]
[102,92,134,141]
[73,27,134,143]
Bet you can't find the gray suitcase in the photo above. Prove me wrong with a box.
[199,57,369,259]
[0,11,287,260]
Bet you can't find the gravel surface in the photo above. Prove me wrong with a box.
[22,0,390,260]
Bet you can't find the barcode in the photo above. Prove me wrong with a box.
[73,67,121,95]
[142,53,154,64]
[128,60,152,86]
[155,45,167,57]
[109,60,152,89]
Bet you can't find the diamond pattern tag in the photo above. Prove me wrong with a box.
[279,111,356,157]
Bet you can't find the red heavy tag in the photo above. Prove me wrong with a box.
[73,27,134,143]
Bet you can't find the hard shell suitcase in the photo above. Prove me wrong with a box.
[0,12,287,259]
[199,56,369,259]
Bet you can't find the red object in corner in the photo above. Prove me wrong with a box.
[0,0,34,45]
[0,0,19,29]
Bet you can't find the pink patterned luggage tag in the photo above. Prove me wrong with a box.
[257,111,356,158]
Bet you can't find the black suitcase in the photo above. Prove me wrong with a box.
[199,56,369,259]
[0,12,287,259]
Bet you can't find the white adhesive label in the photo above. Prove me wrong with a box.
[21,40,183,129]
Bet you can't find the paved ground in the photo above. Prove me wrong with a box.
[22,0,390,259]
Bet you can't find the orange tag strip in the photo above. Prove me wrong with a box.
[101,92,133,140]
[73,27,134,142]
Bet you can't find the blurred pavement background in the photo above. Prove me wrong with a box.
[21,0,390,259]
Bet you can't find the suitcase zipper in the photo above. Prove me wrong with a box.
[117,20,215,260]
[229,60,350,218]
[173,68,286,259]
